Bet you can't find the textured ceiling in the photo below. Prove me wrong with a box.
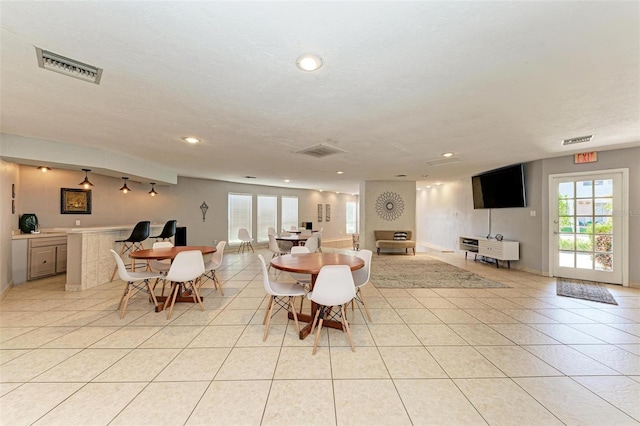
[1,2,639,193]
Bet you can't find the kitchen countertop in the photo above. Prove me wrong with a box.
[11,224,163,240]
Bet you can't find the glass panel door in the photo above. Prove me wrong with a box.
[551,172,623,284]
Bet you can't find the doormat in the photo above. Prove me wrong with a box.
[556,278,618,305]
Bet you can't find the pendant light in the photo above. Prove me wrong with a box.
[79,169,93,188]
[148,183,158,196]
[119,177,131,193]
[37,166,52,173]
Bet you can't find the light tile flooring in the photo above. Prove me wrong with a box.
[1,249,639,425]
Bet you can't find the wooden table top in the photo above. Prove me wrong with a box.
[276,235,309,242]
[130,245,216,260]
[270,252,364,275]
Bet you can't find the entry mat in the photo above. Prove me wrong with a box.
[556,278,618,305]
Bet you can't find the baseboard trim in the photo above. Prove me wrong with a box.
[1,281,15,300]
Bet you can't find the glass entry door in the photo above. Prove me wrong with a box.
[550,170,626,285]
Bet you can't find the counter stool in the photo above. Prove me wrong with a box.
[151,219,177,241]
[110,221,150,281]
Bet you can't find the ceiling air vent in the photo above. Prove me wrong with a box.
[295,143,346,158]
[35,47,103,84]
[424,156,462,166]
[562,135,594,146]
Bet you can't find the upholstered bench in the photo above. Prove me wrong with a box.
[374,230,416,255]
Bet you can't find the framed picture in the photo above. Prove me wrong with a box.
[325,204,331,222]
[61,188,92,214]
[11,183,15,199]
[11,199,15,214]
[317,204,323,222]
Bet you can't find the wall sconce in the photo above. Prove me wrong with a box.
[148,183,158,196]
[200,201,209,222]
[119,177,131,193]
[79,168,93,188]
[37,166,52,173]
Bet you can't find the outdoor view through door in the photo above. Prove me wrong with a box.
[550,170,627,285]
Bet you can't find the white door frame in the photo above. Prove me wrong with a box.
[548,168,629,286]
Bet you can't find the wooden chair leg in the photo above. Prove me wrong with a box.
[263,297,273,325]
[263,296,275,341]
[310,307,322,334]
[166,283,180,320]
[341,306,356,352]
[120,283,140,319]
[289,297,300,333]
[312,317,324,355]
[358,288,373,322]
[145,279,159,309]
[117,281,129,310]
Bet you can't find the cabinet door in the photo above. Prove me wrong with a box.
[30,246,56,279]
[56,245,67,273]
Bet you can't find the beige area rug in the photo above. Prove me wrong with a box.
[370,253,510,289]
[556,278,618,305]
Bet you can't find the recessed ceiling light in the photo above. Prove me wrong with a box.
[284,179,290,183]
[336,171,344,174]
[442,152,455,157]
[319,190,323,192]
[296,54,322,72]
[182,136,200,144]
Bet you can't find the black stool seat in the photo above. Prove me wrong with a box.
[111,221,150,281]
[151,220,177,240]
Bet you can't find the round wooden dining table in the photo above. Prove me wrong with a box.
[270,252,364,339]
[130,245,216,312]
[275,234,308,246]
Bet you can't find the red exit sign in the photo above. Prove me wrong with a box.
[574,152,598,164]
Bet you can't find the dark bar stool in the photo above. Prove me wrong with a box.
[151,220,177,241]
[110,221,151,281]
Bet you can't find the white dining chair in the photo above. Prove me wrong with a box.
[289,246,312,312]
[237,228,254,253]
[350,249,373,322]
[201,240,226,295]
[257,254,306,341]
[149,241,173,296]
[163,250,205,319]
[267,226,277,236]
[110,249,164,319]
[308,265,357,355]
[304,236,319,253]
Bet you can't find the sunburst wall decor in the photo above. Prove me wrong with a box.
[375,191,405,221]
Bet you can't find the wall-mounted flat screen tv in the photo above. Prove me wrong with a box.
[472,164,526,209]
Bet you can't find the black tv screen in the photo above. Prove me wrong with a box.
[472,164,526,209]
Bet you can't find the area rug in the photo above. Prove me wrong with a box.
[556,278,618,305]
[370,254,510,288]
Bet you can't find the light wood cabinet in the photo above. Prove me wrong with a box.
[459,236,519,268]
[28,237,67,280]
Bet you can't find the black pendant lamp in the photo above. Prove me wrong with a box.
[79,169,93,189]
[119,177,131,193]
[148,183,158,196]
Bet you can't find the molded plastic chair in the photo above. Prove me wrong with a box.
[237,228,254,253]
[149,241,173,296]
[163,250,205,319]
[110,221,150,281]
[201,240,226,295]
[258,254,306,341]
[308,265,357,354]
[289,246,312,311]
[290,226,298,232]
[312,231,322,251]
[267,226,277,236]
[151,219,177,241]
[304,236,319,253]
[350,249,373,322]
[268,234,289,270]
[110,249,163,319]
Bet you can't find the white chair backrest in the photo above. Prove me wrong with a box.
[110,249,134,281]
[304,236,319,253]
[153,241,173,249]
[290,225,298,231]
[310,265,356,306]
[268,234,282,253]
[300,229,312,237]
[257,254,275,296]
[166,250,204,282]
[290,246,310,254]
[238,227,251,241]
[353,249,372,286]
[209,240,226,266]
[267,227,276,236]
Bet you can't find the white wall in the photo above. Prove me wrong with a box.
[0,160,19,296]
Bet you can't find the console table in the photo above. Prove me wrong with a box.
[459,236,519,268]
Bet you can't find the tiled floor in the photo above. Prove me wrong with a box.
[1,249,639,425]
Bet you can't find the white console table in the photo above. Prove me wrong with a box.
[459,236,519,268]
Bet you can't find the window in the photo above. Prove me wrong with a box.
[257,195,277,242]
[228,193,252,244]
[346,201,358,234]
[281,196,298,232]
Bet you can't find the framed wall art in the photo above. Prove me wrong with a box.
[61,188,92,214]
[325,204,331,222]
[317,204,323,222]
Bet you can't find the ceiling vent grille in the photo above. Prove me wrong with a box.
[562,135,594,146]
[295,143,346,158]
[424,156,462,166]
[35,47,103,84]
